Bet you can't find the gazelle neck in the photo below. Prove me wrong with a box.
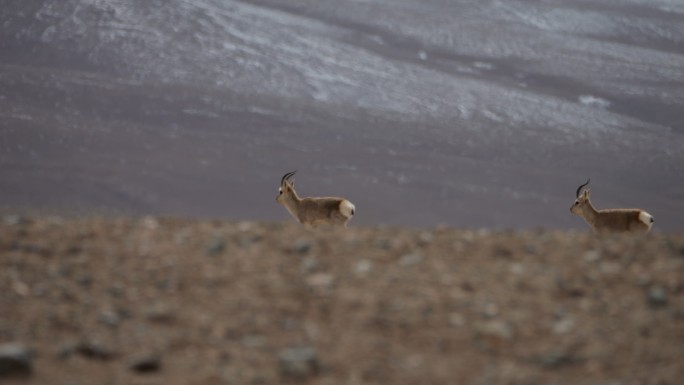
[282,190,302,218]
[580,200,600,226]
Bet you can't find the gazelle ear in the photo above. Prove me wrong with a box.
[583,189,591,198]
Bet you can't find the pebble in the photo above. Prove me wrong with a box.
[306,273,334,291]
[448,313,466,327]
[99,310,122,328]
[76,340,116,360]
[279,347,319,379]
[648,285,667,308]
[353,259,373,276]
[299,256,319,274]
[552,318,575,335]
[2,215,28,226]
[129,353,162,373]
[293,239,312,254]
[477,320,514,340]
[418,231,434,245]
[536,350,580,368]
[398,252,423,267]
[0,343,32,377]
[584,250,601,262]
[205,237,226,256]
[145,303,177,324]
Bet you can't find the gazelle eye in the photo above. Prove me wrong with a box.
[279,188,283,194]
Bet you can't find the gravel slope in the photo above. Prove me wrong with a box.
[1,215,683,384]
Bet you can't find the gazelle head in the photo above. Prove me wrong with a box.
[570,178,591,215]
[276,170,297,205]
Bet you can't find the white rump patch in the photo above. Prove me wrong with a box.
[340,200,355,218]
[639,211,654,229]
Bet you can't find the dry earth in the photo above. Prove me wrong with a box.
[1,215,683,385]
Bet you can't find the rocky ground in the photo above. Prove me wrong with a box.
[1,215,683,385]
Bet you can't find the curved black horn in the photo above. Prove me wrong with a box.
[575,178,590,198]
[280,170,297,185]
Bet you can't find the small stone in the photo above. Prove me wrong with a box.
[353,259,373,276]
[0,344,32,377]
[129,353,161,373]
[300,256,318,274]
[306,273,334,290]
[648,285,667,308]
[477,320,514,340]
[56,341,79,360]
[584,250,601,262]
[2,215,28,226]
[108,285,125,298]
[373,238,391,250]
[482,303,499,317]
[509,263,525,275]
[77,274,93,288]
[279,347,319,379]
[398,252,423,267]
[206,238,226,256]
[239,234,262,248]
[76,340,116,360]
[99,310,121,328]
[536,350,581,368]
[293,239,312,254]
[145,303,176,324]
[241,335,266,348]
[448,313,465,327]
[418,231,434,245]
[552,318,575,335]
[141,216,158,230]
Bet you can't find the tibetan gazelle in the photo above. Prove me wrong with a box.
[276,171,355,227]
[570,179,654,233]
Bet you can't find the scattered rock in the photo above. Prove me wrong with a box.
[398,252,423,267]
[300,256,319,274]
[239,234,262,247]
[418,231,433,245]
[241,335,267,348]
[648,285,667,308]
[77,274,93,288]
[129,353,162,373]
[279,347,319,379]
[584,250,601,262]
[482,303,499,318]
[535,350,582,368]
[2,215,29,226]
[0,343,32,377]
[306,273,334,294]
[509,263,525,275]
[145,303,177,324]
[76,340,116,360]
[373,238,391,250]
[552,318,575,335]
[108,285,126,298]
[477,320,514,340]
[293,239,312,254]
[448,313,466,327]
[56,341,79,360]
[206,237,226,256]
[353,259,373,276]
[99,310,122,328]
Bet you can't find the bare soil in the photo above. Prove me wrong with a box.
[1,215,683,385]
